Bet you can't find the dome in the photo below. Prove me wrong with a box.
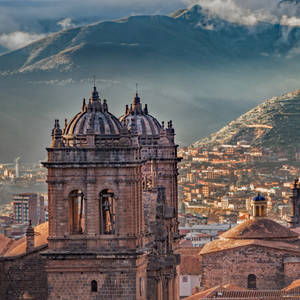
[253,194,266,202]
[220,218,298,240]
[64,86,122,136]
[119,93,161,136]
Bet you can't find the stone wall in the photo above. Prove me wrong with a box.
[284,257,300,286]
[201,245,296,290]
[0,248,48,300]
[46,255,148,300]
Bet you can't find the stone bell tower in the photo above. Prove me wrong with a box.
[42,86,148,300]
[289,178,300,228]
[120,92,181,300]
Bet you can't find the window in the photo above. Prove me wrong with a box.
[99,190,116,234]
[69,190,85,234]
[91,280,97,292]
[248,274,256,289]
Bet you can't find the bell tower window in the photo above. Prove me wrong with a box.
[99,190,116,234]
[69,190,85,234]
[248,274,257,289]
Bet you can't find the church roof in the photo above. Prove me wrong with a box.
[283,278,300,293]
[4,222,48,257]
[220,218,298,240]
[0,233,13,255]
[200,238,300,255]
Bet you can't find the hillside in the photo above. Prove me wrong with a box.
[194,90,300,152]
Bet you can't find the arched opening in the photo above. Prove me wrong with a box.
[91,280,98,292]
[69,190,85,234]
[261,206,265,217]
[99,190,116,234]
[248,274,257,289]
[255,205,259,217]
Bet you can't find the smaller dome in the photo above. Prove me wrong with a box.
[120,93,161,136]
[253,194,266,202]
[220,218,298,240]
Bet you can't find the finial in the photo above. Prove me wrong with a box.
[136,83,138,96]
[64,118,68,128]
[125,104,129,115]
[144,104,148,114]
[103,99,108,112]
[93,75,96,88]
[81,98,86,112]
[54,119,60,129]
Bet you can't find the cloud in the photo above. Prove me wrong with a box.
[0,31,46,50]
[184,0,300,26]
[184,0,277,25]
[57,18,75,30]
[280,14,300,26]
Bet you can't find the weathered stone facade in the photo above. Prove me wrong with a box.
[199,195,300,291]
[41,86,180,300]
[201,245,296,290]
[0,86,180,300]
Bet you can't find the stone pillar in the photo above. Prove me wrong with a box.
[86,178,96,235]
[168,277,173,300]
[26,221,34,252]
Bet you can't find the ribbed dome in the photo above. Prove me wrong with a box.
[65,111,122,136]
[64,86,122,136]
[120,93,161,136]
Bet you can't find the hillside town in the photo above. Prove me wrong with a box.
[178,141,297,227]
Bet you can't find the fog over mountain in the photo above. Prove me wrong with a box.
[2,2,300,162]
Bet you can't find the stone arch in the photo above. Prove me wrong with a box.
[68,189,85,234]
[91,280,98,292]
[99,189,116,234]
[248,274,257,289]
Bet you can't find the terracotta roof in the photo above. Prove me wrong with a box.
[200,238,300,255]
[0,233,13,255]
[183,286,300,299]
[4,222,48,257]
[176,246,202,275]
[183,286,219,300]
[283,278,300,293]
[220,218,298,240]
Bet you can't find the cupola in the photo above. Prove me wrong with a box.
[251,194,267,219]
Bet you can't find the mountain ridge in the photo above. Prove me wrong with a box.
[194,89,300,152]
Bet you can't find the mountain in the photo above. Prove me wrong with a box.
[3,5,300,161]
[194,89,300,153]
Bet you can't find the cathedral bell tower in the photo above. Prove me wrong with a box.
[42,86,148,300]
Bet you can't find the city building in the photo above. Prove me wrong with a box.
[13,193,38,225]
